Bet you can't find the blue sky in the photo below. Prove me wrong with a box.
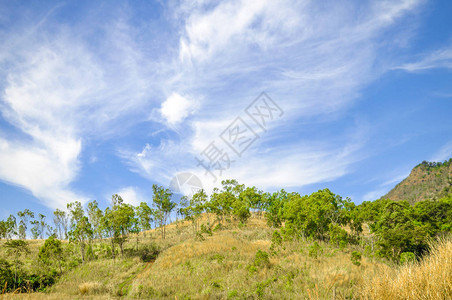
[0,0,451,219]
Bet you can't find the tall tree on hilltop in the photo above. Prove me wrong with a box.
[17,209,34,239]
[152,184,175,239]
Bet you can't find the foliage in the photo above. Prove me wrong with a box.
[308,241,322,259]
[0,179,451,296]
[17,209,34,240]
[152,184,175,239]
[351,251,362,266]
[399,252,415,264]
[68,201,93,262]
[38,235,65,274]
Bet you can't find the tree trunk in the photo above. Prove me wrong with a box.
[111,237,116,259]
[80,242,85,263]
[136,235,139,251]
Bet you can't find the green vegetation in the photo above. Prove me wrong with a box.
[383,158,452,203]
[0,161,451,298]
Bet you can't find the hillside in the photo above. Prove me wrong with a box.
[382,158,452,204]
[0,215,410,299]
[2,213,451,299]
[1,181,451,299]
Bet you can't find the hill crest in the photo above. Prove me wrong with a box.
[382,158,452,203]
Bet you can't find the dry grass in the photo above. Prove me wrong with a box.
[359,237,452,300]
[2,214,450,299]
[127,221,390,299]
[78,282,106,295]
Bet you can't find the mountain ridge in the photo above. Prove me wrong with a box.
[382,158,452,204]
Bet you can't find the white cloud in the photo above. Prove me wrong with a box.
[362,188,389,202]
[123,0,424,193]
[430,141,452,162]
[160,92,198,125]
[0,137,86,209]
[395,44,452,71]
[0,15,153,208]
[119,139,195,186]
[114,186,145,207]
[0,0,428,208]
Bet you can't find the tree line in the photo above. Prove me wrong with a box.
[0,179,451,292]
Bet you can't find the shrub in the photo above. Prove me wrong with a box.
[254,250,270,268]
[400,252,415,264]
[351,251,362,266]
[255,277,277,298]
[138,244,160,262]
[200,224,212,236]
[247,250,271,274]
[213,223,223,232]
[227,290,238,298]
[0,259,13,292]
[308,242,322,259]
[210,254,225,264]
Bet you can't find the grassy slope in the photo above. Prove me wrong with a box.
[2,215,451,299]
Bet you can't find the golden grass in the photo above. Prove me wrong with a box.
[78,282,106,296]
[2,214,450,299]
[359,237,452,300]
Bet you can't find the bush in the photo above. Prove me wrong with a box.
[351,251,362,266]
[138,244,160,262]
[213,223,223,232]
[247,250,271,274]
[308,242,322,259]
[0,259,14,292]
[210,254,225,264]
[254,250,270,268]
[200,224,212,236]
[400,252,415,264]
[227,290,238,298]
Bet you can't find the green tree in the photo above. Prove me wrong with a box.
[4,240,29,289]
[0,220,6,240]
[5,215,17,239]
[372,201,428,261]
[67,201,93,263]
[266,190,288,228]
[17,209,34,240]
[38,235,65,274]
[114,201,136,256]
[180,190,208,234]
[284,189,349,240]
[53,209,69,240]
[101,207,117,259]
[0,259,14,292]
[152,185,175,239]
[31,214,47,239]
[136,202,154,235]
[101,195,137,256]
[30,220,40,239]
[86,200,103,240]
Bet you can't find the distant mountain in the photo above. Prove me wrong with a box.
[383,158,452,204]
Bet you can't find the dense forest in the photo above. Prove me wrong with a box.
[1,172,451,296]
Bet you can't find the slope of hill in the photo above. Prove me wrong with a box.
[1,216,392,299]
[382,159,452,204]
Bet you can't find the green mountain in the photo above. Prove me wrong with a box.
[383,158,452,204]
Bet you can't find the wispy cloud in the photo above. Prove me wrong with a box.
[431,141,452,162]
[113,186,146,207]
[0,0,430,208]
[0,6,155,208]
[123,0,423,192]
[395,44,452,71]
